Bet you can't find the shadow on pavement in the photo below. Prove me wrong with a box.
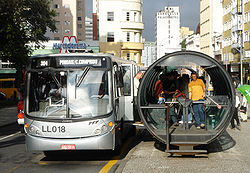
[0,123,20,136]
[41,127,152,162]
[0,136,25,149]
[152,130,236,155]
[206,130,236,153]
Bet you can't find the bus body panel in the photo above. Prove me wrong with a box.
[25,130,114,151]
[24,115,114,139]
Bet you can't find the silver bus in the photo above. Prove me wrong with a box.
[24,53,137,154]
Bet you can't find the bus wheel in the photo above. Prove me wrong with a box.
[114,120,124,155]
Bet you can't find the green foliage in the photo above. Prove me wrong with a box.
[180,38,186,49]
[0,0,56,67]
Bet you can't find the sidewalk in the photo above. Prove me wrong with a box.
[0,106,17,127]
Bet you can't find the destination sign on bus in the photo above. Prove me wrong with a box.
[59,59,98,66]
[32,56,108,69]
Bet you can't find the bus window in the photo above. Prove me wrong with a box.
[122,66,131,96]
[27,69,112,119]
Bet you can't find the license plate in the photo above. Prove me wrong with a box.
[60,144,76,150]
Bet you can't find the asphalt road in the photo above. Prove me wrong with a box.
[1,119,250,173]
[0,123,134,173]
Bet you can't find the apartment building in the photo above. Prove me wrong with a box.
[180,27,194,42]
[156,6,181,59]
[97,0,144,65]
[200,0,223,59]
[85,16,93,41]
[222,0,250,83]
[46,0,85,41]
[142,42,156,67]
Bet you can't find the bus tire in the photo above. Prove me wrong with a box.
[114,120,124,155]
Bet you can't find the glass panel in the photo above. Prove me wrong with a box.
[139,54,233,131]
[68,70,112,118]
[27,70,112,119]
[122,66,131,96]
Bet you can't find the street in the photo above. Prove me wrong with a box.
[1,113,250,173]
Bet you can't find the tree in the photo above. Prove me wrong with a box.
[0,0,56,87]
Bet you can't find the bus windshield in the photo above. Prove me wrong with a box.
[27,69,112,119]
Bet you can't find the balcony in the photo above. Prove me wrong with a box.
[120,21,144,30]
[121,42,144,50]
[231,42,240,50]
[231,7,237,15]
[231,25,238,32]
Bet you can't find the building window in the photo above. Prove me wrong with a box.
[126,53,130,60]
[107,32,114,42]
[107,12,114,21]
[65,30,70,34]
[54,29,59,33]
[126,12,130,21]
[54,4,59,8]
[54,37,60,40]
[55,21,60,25]
[56,12,60,17]
[77,17,82,21]
[77,1,82,7]
[127,32,130,42]
[65,12,70,17]
[65,4,70,8]
[78,24,82,28]
[78,32,82,36]
[65,21,70,25]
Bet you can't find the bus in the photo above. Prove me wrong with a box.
[0,78,18,100]
[24,53,138,155]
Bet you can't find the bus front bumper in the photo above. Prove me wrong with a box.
[25,132,114,151]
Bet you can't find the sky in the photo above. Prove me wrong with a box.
[85,0,200,42]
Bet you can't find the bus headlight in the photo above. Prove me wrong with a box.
[28,125,43,136]
[94,125,108,135]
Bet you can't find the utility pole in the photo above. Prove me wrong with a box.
[240,30,243,85]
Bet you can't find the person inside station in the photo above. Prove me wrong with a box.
[164,71,179,126]
[133,71,144,124]
[178,74,193,124]
[188,71,206,129]
[154,73,167,104]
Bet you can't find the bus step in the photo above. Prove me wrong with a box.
[132,122,144,127]
[166,149,207,155]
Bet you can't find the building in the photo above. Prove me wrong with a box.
[85,16,93,41]
[142,42,156,67]
[180,27,194,42]
[45,0,85,41]
[156,6,181,59]
[93,0,99,40]
[185,34,200,52]
[97,0,144,65]
[200,0,223,58]
[221,0,250,84]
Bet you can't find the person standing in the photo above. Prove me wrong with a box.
[133,71,144,123]
[239,94,248,122]
[188,72,206,129]
[231,94,242,130]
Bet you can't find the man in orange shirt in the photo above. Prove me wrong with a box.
[188,72,206,129]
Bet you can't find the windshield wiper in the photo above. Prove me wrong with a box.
[75,66,90,87]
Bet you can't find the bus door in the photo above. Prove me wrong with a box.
[121,64,135,121]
